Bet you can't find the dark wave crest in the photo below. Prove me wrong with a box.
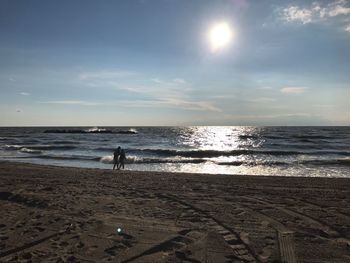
[301,158,350,166]
[44,128,137,134]
[5,144,77,151]
[9,152,350,168]
[126,148,350,158]
[291,135,333,140]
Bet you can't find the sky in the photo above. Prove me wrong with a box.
[0,0,350,126]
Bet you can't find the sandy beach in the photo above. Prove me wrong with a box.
[0,161,349,263]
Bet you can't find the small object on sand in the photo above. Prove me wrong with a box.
[117,227,122,234]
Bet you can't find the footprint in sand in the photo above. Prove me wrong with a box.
[104,244,125,256]
[75,241,85,248]
[50,241,59,249]
[0,234,9,241]
[22,252,32,260]
[59,241,69,247]
[35,226,45,232]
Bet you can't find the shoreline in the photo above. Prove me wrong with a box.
[0,161,349,262]
[2,159,350,179]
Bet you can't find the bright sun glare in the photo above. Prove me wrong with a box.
[208,22,233,52]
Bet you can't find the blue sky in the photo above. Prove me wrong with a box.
[1,0,350,126]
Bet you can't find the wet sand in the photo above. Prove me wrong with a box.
[0,161,349,262]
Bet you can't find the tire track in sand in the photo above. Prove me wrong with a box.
[242,196,339,238]
[156,193,261,263]
[241,197,298,263]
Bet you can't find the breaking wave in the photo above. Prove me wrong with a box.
[123,148,350,158]
[4,144,77,151]
[43,127,137,134]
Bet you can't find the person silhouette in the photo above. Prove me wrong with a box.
[118,148,126,170]
[113,146,121,170]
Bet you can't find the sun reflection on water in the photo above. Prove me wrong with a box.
[170,126,276,175]
[181,126,264,150]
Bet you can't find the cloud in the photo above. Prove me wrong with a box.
[117,78,220,112]
[78,69,137,90]
[257,86,274,90]
[248,97,276,103]
[118,83,190,98]
[150,78,162,84]
[281,0,350,32]
[227,112,314,120]
[79,69,135,80]
[19,92,30,96]
[77,72,218,112]
[41,100,101,106]
[221,112,328,125]
[283,6,313,24]
[328,1,350,16]
[211,94,236,99]
[117,77,192,98]
[172,78,188,85]
[280,87,307,94]
[161,98,220,112]
[118,98,220,112]
[150,77,189,86]
[39,98,220,112]
[312,104,335,108]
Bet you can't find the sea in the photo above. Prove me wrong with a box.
[0,126,349,178]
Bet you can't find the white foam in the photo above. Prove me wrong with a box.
[100,155,142,164]
[126,155,142,163]
[100,155,114,164]
[20,148,42,154]
[5,145,22,150]
[86,127,106,133]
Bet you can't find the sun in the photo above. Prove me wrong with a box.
[208,22,233,52]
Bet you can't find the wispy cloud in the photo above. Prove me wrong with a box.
[78,69,137,90]
[280,87,307,94]
[312,104,335,108]
[161,98,220,112]
[77,70,219,112]
[118,84,190,98]
[221,113,326,126]
[19,92,30,96]
[79,69,135,80]
[115,77,192,99]
[39,98,220,112]
[248,97,276,103]
[118,98,221,112]
[150,78,162,84]
[281,0,350,32]
[150,77,190,86]
[210,94,236,99]
[172,78,188,85]
[257,86,274,90]
[41,100,101,106]
[227,112,314,120]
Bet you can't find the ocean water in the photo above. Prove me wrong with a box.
[0,126,349,177]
